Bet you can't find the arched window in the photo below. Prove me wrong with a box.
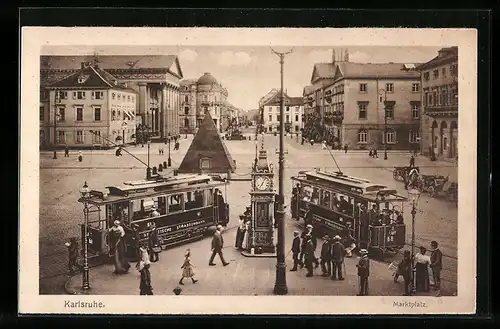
[358,129,368,143]
[184,95,189,102]
[111,110,116,121]
[386,128,396,144]
[184,107,189,115]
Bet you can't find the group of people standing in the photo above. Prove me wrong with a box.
[289,224,370,296]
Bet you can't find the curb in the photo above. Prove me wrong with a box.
[241,251,277,258]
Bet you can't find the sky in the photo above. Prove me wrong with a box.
[42,45,442,111]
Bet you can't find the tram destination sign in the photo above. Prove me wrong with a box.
[138,218,210,240]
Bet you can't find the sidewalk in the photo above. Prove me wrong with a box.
[65,218,450,296]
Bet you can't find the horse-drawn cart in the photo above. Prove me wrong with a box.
[393,166,419,181]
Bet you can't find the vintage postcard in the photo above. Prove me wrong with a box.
[20,27,477,314]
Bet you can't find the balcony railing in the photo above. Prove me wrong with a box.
[424,105,458,113]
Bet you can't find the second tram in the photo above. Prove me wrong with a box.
[291,169,408,258]
[78,173,229,263]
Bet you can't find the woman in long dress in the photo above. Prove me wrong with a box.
[241,220,250,251]
[109,220,131,274]
[414,246,431,292]
[179,249,198,285]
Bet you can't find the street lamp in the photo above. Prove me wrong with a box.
[147,140,151,179]
[167,133,172,167]
[378,89,389,160]
[79,181,91,290]
[407,188,421,293]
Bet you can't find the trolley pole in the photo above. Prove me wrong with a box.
[271,47,293,296]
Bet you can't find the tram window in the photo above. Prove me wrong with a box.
[168,194,183,213]
[301,185,312,202]
[204,189,213,206]
[185,190,204,210]
[321,190,331,208]
[311,188,320,204]
[157,196,167,215]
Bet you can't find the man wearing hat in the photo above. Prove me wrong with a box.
[356,249,370,296]
[304,234,315,277]
[148,221,160,262]
[330,235,345,280]
[137,259,153,295]
[320,235,332,276]
[300,224,318,268]
[290,231,301,271]
[209,225,229,266]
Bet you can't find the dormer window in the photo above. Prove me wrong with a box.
[77,75,90,84]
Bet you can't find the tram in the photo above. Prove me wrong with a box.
[291,169,408,258]
[78,173,229,262]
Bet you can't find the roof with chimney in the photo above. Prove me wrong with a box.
[262,90,303,107]
[45,64,135,91]
[40,55,183,78]
[177,111,236,174]
[417,47,458,71]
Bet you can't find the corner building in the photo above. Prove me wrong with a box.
[40,55,183,148]
[417,47,458,159]
[303,48,422,150]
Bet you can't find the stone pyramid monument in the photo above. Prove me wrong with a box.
[177,111,236,174]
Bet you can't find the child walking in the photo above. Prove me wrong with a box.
[179,249,198,285]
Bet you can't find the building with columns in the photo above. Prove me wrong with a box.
[417,47,458,159]
[179,72,233,134]
[303,48,422,150]
[40,55,183,148]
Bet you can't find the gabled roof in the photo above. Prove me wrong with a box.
[339,62,421,79]
[46,65,132,90]
[40,55,183,78]
[311,63,336,83]
[262,91,303,106]
[177,111,236,174]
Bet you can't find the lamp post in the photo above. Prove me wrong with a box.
[378,89,388,160]
[53,91,61,159]
[147,140,151,179]
[167,133,172,167]
[79,181,91,290]
[407,188,421,293]
[271,47,293,295]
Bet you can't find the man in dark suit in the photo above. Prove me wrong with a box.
[209,225,229,266]
[320,235,332,276]
[356,249,370,296]
[330,235,345,280]
[290,231,301,271]
[430,240,443,290]
[304,234,315,277]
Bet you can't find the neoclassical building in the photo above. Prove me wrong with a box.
[418,47,458,159]
[40,54,183,148]
[179,72,238,133]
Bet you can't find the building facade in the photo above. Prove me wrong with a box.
[261,91,304,133]
[303,48,422,150]
[418,47,458,159]
[40,55,183,148]
[42,63,137,148]
[179,73,232,134]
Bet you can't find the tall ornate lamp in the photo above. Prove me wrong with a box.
[79,181,91,290]
[407,188,421,292]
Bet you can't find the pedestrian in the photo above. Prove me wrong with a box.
[344,144,348,154]
[148,222,161,263]
[321,140,327,150]
[109,220,131,274]
[179,249,198,285]
[209,225,229,266]
[414,246,431,292]
[138,241,149,263]
[373,149,378,158]
[343,227,356,258]
[64,145,69,157]
[235,214,246,250]
[310,139,314,146]
[356,249,370,296]
[65,237,81,274]
[394,250,413,296]
[290,231,301,271]
[330,235,345,280]
[78,151,83,162]
[158,146,162,155]
[301,137,305,145]
[303,204,313,227]
[430,241,443,291]
[175,141,180,150]
[409,155,415,168]
[320,235,332,276]
[369,149,373,158]
[115,147,123,157]
[137,259,153,295]
[304,234,315,277]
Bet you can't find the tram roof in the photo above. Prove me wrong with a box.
[294,170,407,201]
[79,174,227,204]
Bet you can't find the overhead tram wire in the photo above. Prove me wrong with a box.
[310,125,343,175]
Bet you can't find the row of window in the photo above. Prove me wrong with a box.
[265,106,301,112]
[267,114,301,123]
[423,63,458,81]
[423,85,458,107]
[53,91,135,102]
[41,105,136,122]
[357,83,420,93]
[56,130,102,144]
[358,103,420,120]
[266,125,302,132]
[357,129,420,144]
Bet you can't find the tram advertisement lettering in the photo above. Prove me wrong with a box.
[312,215,345,232]
[138,219,209,239]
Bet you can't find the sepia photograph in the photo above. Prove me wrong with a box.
[20,27,477,314]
